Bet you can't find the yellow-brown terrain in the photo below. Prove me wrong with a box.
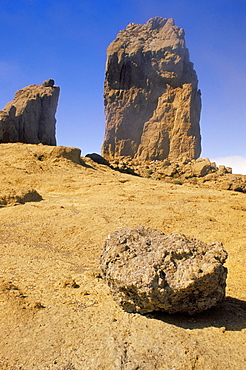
[0,143,245,369]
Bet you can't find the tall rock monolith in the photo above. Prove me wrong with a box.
[0,79,60,145]
[102,17,202,161]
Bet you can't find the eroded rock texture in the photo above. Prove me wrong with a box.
[102,17,201,161]
[0,79,60,145]
[101,226,228,315]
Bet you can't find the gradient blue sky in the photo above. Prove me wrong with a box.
[1,0,246,173]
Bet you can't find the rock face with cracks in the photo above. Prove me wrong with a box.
[0,79,59,145]
[102,17,201,161]
[101,226,228,315]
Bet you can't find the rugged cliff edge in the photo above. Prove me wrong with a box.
[102,17,201,161]
[0,79,59,145]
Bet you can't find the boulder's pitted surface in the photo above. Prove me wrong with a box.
[102,17,201,161]
[101,226,228,315]
[0,80,60,145]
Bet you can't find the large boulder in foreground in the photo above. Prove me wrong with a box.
[102,17,201,162]
[0,79,59,145]
[100,226,228,315]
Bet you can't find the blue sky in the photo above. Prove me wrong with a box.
[0,0,246,173]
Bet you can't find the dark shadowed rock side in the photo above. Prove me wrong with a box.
[102,17,201,162]
[85,153,110,166]
[101,226,228,315]
[0,79,59,145]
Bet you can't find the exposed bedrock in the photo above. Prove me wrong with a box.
[0,79,60,145]
[102,17,201,161]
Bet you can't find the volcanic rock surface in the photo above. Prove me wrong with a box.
[0,79,59,145]
[102,17,201,161]
[101,226,228,315]
[0,143,245,369]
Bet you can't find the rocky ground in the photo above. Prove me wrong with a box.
[0,143,245,369]
[108,156,246,193]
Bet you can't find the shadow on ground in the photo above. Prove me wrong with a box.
[146,297,246,332]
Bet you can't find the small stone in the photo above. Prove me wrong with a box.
[191,158,211,177]
[63,279,80,289]
[42,79,55,87]
[217,165,227,176]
